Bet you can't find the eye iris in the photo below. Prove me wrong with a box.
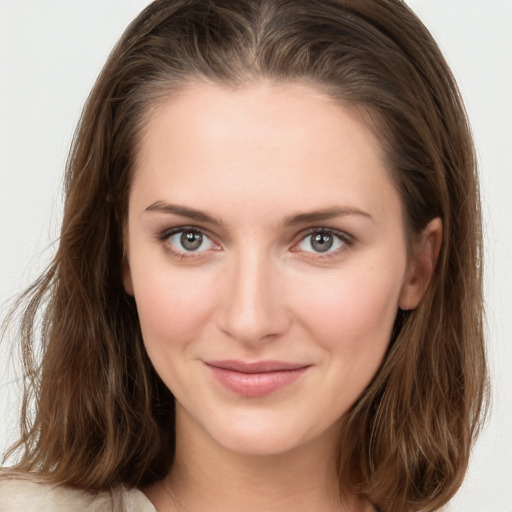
[311,233,333,252]
[180,231,203,251]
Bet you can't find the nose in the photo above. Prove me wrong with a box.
[216,250,291,345]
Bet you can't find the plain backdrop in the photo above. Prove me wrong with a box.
[1,1,511,510]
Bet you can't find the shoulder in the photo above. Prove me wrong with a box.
[0,477,111,512]
[0,475,156,512]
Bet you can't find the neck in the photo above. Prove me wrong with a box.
[148,407,372,512]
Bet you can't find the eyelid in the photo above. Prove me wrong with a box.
[156,225,354,260]
[157,225,221,256]
[290,227,354,255]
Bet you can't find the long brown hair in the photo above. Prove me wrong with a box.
[2,1,487,511]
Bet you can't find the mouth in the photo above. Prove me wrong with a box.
[205,360,311,398]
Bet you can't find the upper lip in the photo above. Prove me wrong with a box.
[205,360,310,374]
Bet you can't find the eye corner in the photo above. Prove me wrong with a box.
[290,227,355,259]
[156,225,222,260]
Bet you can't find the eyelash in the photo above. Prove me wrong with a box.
[156,226,220,260]
[292,227,354,259]
[156,226,354,260]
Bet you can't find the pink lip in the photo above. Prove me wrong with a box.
[205,360,310,398]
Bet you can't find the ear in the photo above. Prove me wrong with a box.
[399,217,442,310]
[122,256,134,296]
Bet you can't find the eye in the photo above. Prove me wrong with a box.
[295,229,348,254]
[162,228,218,254]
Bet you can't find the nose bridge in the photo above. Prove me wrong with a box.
[218,246,289,344]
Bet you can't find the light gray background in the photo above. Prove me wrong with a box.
[1,1,511,510]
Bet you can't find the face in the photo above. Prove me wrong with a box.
[124,80,423,456]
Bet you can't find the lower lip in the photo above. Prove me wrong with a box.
[207,366,309,398]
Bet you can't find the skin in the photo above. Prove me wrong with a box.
[123,80,441,512]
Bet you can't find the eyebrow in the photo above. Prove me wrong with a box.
[144,201,223,225]
[284,207,373,225]
[145,201,372,226]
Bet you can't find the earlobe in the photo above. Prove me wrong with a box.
[399,217,443,310]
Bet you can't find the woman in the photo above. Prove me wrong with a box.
[0,1,487,511]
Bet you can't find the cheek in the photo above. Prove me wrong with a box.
[290,256,404,357]
[288,260,404,413]
[131,266,217,354]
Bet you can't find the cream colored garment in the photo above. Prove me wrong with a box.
[0,477,156,512]
[0,476,449,511]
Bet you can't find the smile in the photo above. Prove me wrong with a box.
[205,360,311,398]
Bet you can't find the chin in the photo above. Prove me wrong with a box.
[214,429,307,456]
[196,409,336,457]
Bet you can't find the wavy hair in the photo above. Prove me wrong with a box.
[3,1,487,511]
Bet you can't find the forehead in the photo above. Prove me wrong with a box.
[131,79,401,225]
